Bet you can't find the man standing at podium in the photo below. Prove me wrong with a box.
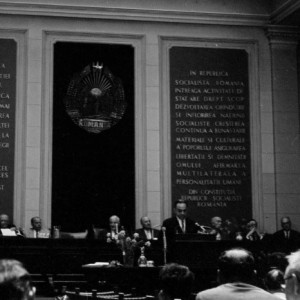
[162,200,198,243]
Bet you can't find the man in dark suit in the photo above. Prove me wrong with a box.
[135,216,159,241]
[161,200,198,244]
[272,216,300,253]
[94,215,122,241]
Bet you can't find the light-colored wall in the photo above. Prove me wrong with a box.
[0,1,298,233]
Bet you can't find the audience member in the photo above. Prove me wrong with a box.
[246,219,264,241]
[135,216,159,241]
[284,250,300,300]
[158,263,194,300]
[25,217,50,238]
[272,217,300,253]
[266,252,288,273]
[264,269,286,299]
[0,259,36,300]
[161,200,198,242]
[196,248,280,300]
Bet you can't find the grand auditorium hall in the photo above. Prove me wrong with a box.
[0,0,300,299]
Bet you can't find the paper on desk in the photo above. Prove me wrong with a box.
[1,229,17,236]
[83,262,110,267]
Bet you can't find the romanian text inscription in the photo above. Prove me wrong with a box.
[0,39,16,215]
[170,47,251,223]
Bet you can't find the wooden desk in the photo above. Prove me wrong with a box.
[82,265,161,294]
[0,237,283,294]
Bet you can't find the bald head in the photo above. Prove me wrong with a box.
[31,217,42,231]
[281,217,291,231]
[140,216,152,229]
[0,214,10,229]
[109,215,120,231]
[218,248,255,283]
[211,216,222,229]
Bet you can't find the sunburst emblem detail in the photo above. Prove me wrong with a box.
[64,62,126,133]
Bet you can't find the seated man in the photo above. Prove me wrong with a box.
[196,248,280,300]
[135,216,159,241]
[95,215,122,241]
[272,216,300,253]
[25,217,50,238]
[205,216,231,240]
[0,214,23,237]
[158,263,194,300]
[0,259,36,300]
[245,219,264,241]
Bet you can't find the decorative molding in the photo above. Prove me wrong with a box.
[159,37,262,224]
[41,31,147,228]
[266,25,300,45]
[0,1,270,27]
[270,0,300,24]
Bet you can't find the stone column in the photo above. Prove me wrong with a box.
[267,26,300,230]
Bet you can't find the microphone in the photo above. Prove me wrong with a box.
[162,227,167,248]
[195,223,212,234]
[162,227,167,265]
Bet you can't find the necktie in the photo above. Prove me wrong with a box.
[181,219,185,233]
[285,231,289,239]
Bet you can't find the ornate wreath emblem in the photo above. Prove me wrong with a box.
[64,62,126,133]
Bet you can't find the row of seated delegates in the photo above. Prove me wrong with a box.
[0,214,50,238]
[93,214,159,242]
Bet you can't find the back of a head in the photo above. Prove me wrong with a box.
[0,259,34,300]
[265,269,284,291]
[159,263,194,300]
[218,248,255,284]
[285,250,300,300]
